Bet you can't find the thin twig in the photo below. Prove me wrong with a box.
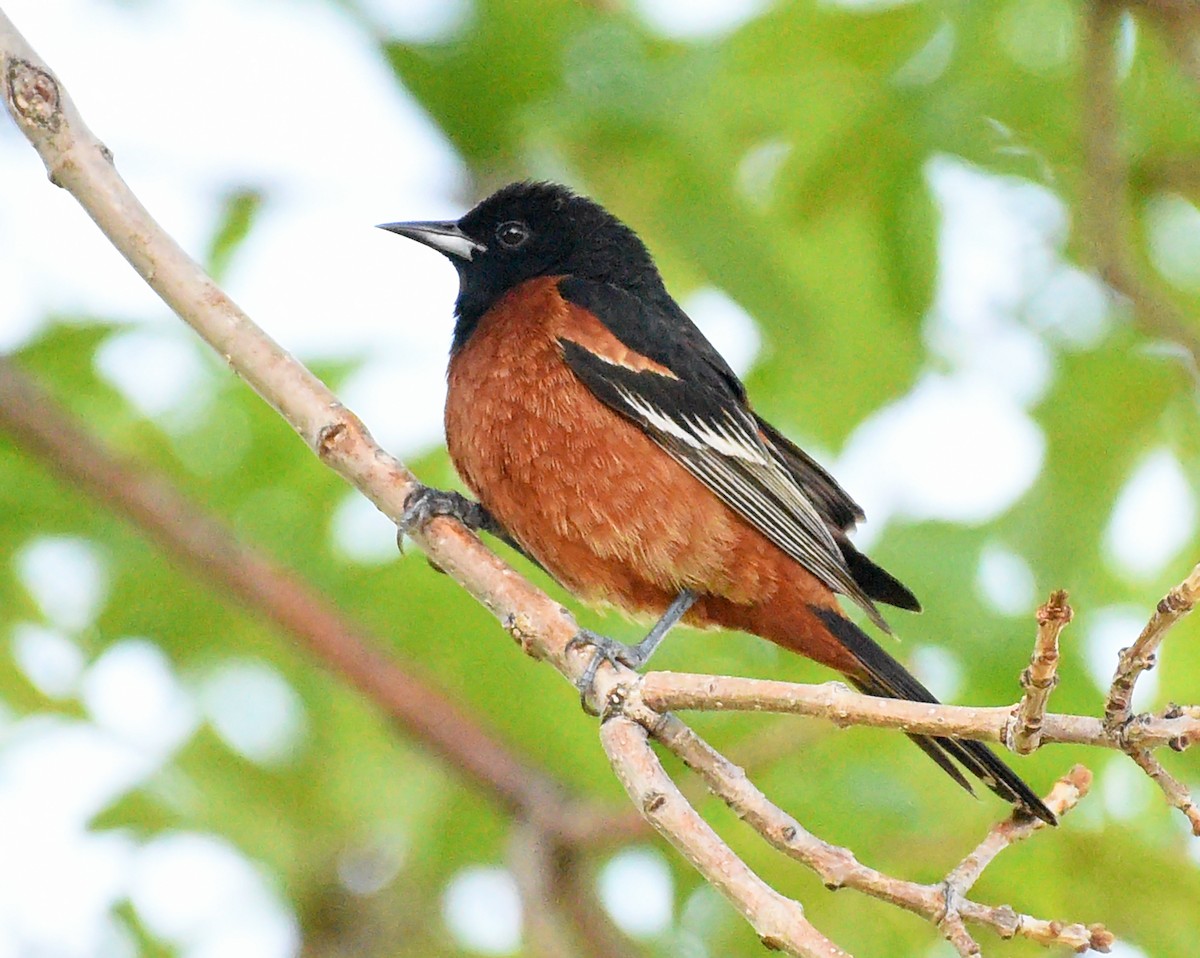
[600,715,851,958]
[1104,564,1200,836]
[639,673,1199,751]
[944,765,1090,894]
[1105,562,1200,733]
[1128,747,1200,836]
[630,704,1111,953]
[1006,591,1072,754]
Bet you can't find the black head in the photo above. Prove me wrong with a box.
[380,182,666,350]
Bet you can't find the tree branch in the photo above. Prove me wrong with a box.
[1007,591,1071,754]
[0,9,1178,953]
[638,672,1197,750]
[1128,746,1200,835]
[938,766,1100,956]
[1101,563,1200,835]
[600,715,851,958]
[1105,562,1200,730]
[624,702,1111,955]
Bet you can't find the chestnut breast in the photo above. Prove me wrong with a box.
[443,277,786,613]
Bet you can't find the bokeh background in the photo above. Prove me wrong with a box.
[1,0,1199,956]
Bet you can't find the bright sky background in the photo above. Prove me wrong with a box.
[0,1,1187,956]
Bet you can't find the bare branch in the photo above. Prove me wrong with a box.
[639,672,1198,751]
[635,704,1110,953]
[944,765,1091,897]
[1006,591,1072,754]
[1105,562,1200,731]
[1128,747,1200,836]
[600,715,851,958]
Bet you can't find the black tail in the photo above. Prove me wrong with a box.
[810,606,1056,825]
[837,537,922,612]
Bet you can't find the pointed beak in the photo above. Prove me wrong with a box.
[376,220,485,261]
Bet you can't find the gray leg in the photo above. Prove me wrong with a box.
[568,589,698,711]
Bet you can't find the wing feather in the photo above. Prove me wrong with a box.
[561,339,889,631]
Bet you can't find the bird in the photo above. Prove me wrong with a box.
[379,180,1055,825]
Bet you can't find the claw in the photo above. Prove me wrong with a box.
[566,629,639,715]
[398,484,486,543]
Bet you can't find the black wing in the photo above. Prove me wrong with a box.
[558,334,890,631]
[561,276,864,537]
[754,417,864,532]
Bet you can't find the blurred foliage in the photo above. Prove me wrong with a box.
[3,1,1200,957]
[206,187,266,283]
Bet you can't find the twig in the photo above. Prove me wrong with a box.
[1105,562,1200,732]
[938,767,1106,955]
[639,673,1199,751]
[1128,747,1200,836]
[1006,591,1072,754]
[1104,564,1200,835]
[944,765,1090,895]
[600,715,851,958]
[632,704,1111,954]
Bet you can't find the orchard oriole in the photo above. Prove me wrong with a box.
[381,181,1054,824]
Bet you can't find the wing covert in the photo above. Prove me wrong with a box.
[558,336,889,631]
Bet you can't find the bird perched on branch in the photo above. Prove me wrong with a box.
[380,181,1055,825]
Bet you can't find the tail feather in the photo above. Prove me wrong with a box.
[837,538,922,612]
[811,606,1056,825]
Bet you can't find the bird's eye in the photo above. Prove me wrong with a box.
[495,220,530,249]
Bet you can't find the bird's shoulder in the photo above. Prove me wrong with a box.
[556,276,744,401]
